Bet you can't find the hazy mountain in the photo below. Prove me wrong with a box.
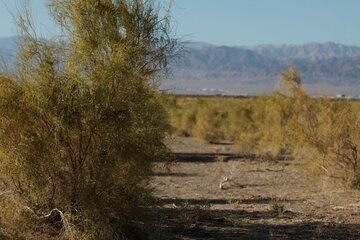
[244,42,360,61]
[1,37,360,94]
[178,45,281,72]
[168,42,360,95]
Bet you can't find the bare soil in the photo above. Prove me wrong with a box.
[150,137,360,240]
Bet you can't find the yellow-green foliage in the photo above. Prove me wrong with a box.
[293,96,360,187]
[167,65,360,187]
[256,65,305,156]
[0,0,175,239]
[168,66,305,157]
[225,98,258,152]
[191,100,229,143]
[167,95,284,153]
[168,97,202,137]
[167,94,300,156]
[168,97,257,144]
[166,66,304,156]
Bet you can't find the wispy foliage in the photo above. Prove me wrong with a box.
[0,0,176,239]
[168,65,360,187]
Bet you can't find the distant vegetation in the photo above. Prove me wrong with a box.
[168,65,360,188]
[165,41,360,95]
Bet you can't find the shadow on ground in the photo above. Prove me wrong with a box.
[150,151,360,239]
[152,204,360,240]
[157,197,303,206]
[171,152,294,163]
[151,172,199,177]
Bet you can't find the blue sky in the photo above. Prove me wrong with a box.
[1,0,360,46]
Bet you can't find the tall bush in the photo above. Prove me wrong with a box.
[293,96,360,187]
[0,0,175,238]
[250,65,304,157]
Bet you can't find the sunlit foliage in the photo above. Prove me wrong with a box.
[0,0,176,239]
[168,65,360,187]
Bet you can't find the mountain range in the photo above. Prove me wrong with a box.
[167,41,360,95]
[1,36,360,95]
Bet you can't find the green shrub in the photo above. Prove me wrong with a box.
[293,96,360,187]
[168,97,201,137]
[192,100,228,143]
[0,0,176,239]
[166,67,360,188]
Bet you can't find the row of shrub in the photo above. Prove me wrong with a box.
[167,65,360,188]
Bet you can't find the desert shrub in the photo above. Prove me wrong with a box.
[192,100,229,143]
[167,94,298,155]
[269,66,360,187]
[293,96,360,187]
[168,97,202,137]
[254,65,360,187]
[167,66,305,157]
[168,97,232,143]
[226,98,260,153]
[0,0,176,239]
[233,65,304,157]
[166,65,360,188]
[254,95,297,157]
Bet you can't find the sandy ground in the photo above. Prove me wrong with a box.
[150,137,360,240]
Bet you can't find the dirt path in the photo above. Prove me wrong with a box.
[150,137,360,239]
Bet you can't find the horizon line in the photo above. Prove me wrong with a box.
[1,35,360,48]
